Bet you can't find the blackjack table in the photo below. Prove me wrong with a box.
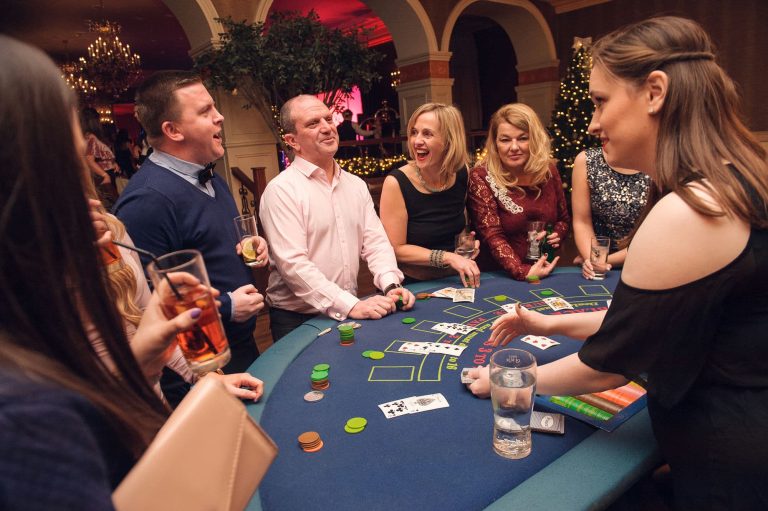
[245,268,660,511]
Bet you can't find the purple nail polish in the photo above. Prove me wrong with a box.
[190,308,202,319]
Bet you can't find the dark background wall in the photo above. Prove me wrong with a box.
[552,0,767,131]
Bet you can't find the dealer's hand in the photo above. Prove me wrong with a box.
[488,303,550,347]
[465,366,491,398]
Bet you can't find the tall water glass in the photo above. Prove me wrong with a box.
[525,221,545,261]
[590,236,611,280]
[147,249,231,375]
[490,349,537,459]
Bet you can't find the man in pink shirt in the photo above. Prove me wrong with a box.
[260,95,415,341]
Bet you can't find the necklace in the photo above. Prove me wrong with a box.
[415,166,447,193]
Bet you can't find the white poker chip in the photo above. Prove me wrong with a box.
[337,322,361,329]
[304,390,325,402]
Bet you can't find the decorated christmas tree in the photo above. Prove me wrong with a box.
[549,37,600,197]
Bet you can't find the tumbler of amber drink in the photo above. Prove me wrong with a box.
[147,249,231,375]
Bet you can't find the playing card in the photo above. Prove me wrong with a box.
[407,393,449,412]
[427,343,466,355]
[431,287,457,299]
[378,399,413,418]
[460,367,477,384]
[531,410,565,434]
[432,322,458,335]
[398,341,431,354]
[449,323,476,335]
[542,296,574,311]
[500,303,519,313]
[453,288,475,303]
[520,334,560,350]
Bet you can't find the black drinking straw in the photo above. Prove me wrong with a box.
[111,240,218,354]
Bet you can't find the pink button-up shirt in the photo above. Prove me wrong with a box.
[259,157,402,320]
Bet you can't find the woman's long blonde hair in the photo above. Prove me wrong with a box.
[81,168,144,327]
[479,103,552,197]
[593,16,768,227]
[406,103,469,177]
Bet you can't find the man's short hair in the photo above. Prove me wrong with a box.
[342,109,353,119]
[135,70,201,142]
[280,94,319,135]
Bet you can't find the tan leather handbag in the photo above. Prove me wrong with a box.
[113,376,278,510]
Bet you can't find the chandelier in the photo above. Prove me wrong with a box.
[78,15,141,100]
[60,40,97,102]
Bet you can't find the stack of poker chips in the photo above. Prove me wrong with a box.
[298,431,323,452]
[338,323,355,345]
[310,363,330,390]
[344,417,367,434]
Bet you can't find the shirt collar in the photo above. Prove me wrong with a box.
[291,156,341,180]
[149,149,207,177]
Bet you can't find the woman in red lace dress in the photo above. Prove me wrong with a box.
[468,103,570,280]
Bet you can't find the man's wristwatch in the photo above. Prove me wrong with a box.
[383,283,403,295]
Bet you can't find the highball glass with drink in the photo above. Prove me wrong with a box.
[233,214,262,267]
[590,236,611,280]
[490,348,537,459]
[147,249,231,375]
[454,229,475,259]
[525,220,545,261]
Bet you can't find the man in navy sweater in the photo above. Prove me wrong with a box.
[115,71,267,377]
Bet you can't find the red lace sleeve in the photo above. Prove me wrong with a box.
[468,166,531,280]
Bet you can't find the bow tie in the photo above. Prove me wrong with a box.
[198,163,216,186]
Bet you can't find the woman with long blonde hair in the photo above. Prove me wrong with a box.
[468,103,569,281]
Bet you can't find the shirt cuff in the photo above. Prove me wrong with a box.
[327,290,360,321]
[223,292,234,321]
[377,271,402,293]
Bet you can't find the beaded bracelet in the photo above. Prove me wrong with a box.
[429,249,448,268]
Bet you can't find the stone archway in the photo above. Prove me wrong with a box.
[442,0,559,122]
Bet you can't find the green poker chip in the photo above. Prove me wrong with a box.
[369,351,385,360]
[494,295,507,302]
[540,290,554,297]
[310,370,329,381]
[361,350,373,358]
[401,317,416,324]
[346,417,367,429]
[313,363,330,372]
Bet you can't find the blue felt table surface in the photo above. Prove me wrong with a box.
[245,269,660,511]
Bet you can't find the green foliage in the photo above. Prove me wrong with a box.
[194,11,384,142]
[548,44,601,197]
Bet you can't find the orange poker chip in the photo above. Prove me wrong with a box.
[302,440,324,452]
[298,431,320,445]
